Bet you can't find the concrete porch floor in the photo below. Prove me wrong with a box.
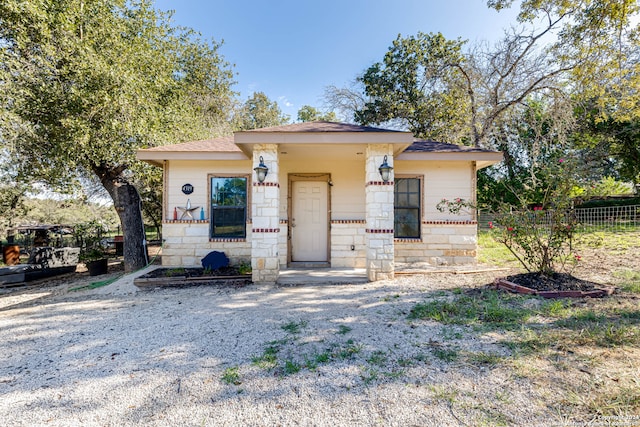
[277,263,503,286]
[277,268,368,285]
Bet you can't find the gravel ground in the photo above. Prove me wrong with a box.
[0,268,584,426]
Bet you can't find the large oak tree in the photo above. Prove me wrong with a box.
[0,0,235,271]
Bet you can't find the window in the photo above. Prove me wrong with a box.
[394,177,421,238]
[210,177,247,238]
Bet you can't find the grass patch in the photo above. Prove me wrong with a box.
[429,385,459,404]
[431,347,459,362]
[282,360,301,375]
[251,341,284,369]
[554,309,640,347]
[335,339,363,360]
[577,231,640,251]
[336,324,352,335]
[477,231,519,267]
[466,351,504,366]
[408,289,533,330]
[614,269,640,293]
[221,366,241,385]
[281,320,308,334]
[366,350,388,366]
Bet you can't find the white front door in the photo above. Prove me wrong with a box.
[291,181,328,262]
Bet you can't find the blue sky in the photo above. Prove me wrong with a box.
[153,0,520,119]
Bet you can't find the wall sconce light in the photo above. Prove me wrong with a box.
[378,155,393,182]
[254,155,268,183]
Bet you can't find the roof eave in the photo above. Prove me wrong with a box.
[396,151,503,168]
[136,151,249,166]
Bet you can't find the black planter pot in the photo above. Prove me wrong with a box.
[86,258,108,276]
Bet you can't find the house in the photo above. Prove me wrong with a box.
[137,121,502,284]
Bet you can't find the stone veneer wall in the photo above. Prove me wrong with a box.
[330,220,367,268]
[394,221,478,265]
[365,144,395,281]
[251,144,280,284]
[161,221,251,267]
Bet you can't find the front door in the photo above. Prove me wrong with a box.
[291,180,328,262]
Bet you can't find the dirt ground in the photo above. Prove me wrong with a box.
[0,237,638,426]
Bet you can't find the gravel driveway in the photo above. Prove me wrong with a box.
[0,269,550,426]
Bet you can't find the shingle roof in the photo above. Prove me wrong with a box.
[141,136,240,153]
[406,139,497,153]
[243,121,403,133]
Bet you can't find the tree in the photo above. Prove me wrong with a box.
[0,0,235,271]
[296,105,337,122]
[323,83,367,123]
[355,27,577,147]
[356,32,470,142]
[0,154,31,243]
[352,1,638,149]
[488,0,640,185]
[235,92,289,130]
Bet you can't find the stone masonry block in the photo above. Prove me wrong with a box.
[430,228,456,235]
[184,226,208,237]
[424,235,449,244]
[449,235,477,245]
[161,256,182,266]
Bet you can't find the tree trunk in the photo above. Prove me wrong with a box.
[93,164,148,272]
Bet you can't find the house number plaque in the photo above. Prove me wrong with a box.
[181,183,194,195]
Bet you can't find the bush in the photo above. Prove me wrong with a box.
[488,157,580,275]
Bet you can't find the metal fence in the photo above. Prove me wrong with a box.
[478,205,640,232]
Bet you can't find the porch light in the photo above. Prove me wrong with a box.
[254,156,268,183]
[378,155,393,182]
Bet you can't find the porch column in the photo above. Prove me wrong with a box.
[365,144,395,281]
[251,144,280,285]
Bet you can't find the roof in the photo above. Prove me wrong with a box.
[241,121,403,133]
[141,136,239,153]
[406,139,498,153]
[136,122,502,169]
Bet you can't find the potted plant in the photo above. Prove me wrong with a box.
[74,221,109,276]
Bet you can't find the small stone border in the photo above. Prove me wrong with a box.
[494,278,615,299]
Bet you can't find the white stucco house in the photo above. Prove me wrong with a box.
[137,121,502,284]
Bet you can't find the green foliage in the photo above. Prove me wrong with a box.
[221,366,241,385]
[489,157,581,274]
[408,290,533,329]
[571,177,635,199]
[235,92,289,130]
[74,220,109,261]
[281,320,308,334]
[282,360,301,375]
[614,270,640,293]
[336,325,352,335]
[356,32,468,142]
[297,105,337,122]
[431,347,459,362]
[0,0,235,270]
[236,261,252,275]
[436,198,475,215]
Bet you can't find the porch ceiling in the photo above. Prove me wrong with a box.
[276,143,371,161]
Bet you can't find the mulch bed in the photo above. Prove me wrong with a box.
[141,267,242,279]
[134,267,251,288]
[495,272,614,298]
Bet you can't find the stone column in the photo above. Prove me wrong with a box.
[365,144,395,281]
[251,144,280,285]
